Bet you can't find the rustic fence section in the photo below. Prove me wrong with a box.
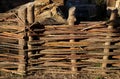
[26,9,120,74]
[0,2,35,75]
[0,6,120,76]
[27,23,120,74]
[0,14,26,75]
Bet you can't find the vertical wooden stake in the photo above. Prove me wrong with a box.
[67,7,76,25]
[28,31,33,56]
[18,6,27,26]
[18,5,28,75]
[102,9,118,73]
[67,6,77,72]
[27,2,35,24]
[18,34,26,75]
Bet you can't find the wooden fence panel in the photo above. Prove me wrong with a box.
[0,12,27,75]
[27,20,120,74]
[0,6,120,76]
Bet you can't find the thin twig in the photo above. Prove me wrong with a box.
[81,22,107,31]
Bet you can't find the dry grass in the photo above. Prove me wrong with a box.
[1,70,120,79]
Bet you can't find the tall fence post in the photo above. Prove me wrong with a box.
[102,8,118,73]
[26,2,34,57]
[17,6,28,76]
[67,6,77,72]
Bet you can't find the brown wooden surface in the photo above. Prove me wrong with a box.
[1,11,120,75]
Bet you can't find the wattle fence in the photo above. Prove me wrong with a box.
[0,4,120,76]
[27,21,120,74]
[0,13,27,75]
